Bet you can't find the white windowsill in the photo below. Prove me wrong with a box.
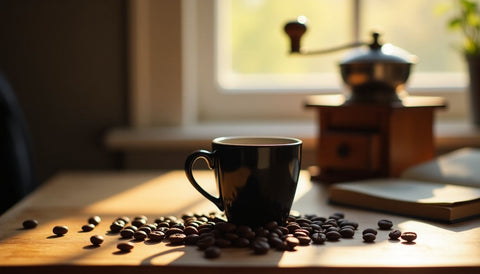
[105,120,480,153]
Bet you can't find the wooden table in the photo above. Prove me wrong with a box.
[0,170,479,274]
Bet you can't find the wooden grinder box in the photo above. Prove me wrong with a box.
[305,94,447,183]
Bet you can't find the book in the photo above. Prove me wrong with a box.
[328,148,480,223]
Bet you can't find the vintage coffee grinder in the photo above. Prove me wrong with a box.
[284,18,447,182]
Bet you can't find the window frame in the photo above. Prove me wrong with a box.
[128,0,470,128]
[190,0,468,122]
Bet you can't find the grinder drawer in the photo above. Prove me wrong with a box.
[318,131,381,171]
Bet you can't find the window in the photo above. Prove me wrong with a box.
[186,0,467,122]
[217,0,466,90]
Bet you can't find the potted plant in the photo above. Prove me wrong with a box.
[438,0,480,125]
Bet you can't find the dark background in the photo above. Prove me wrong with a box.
[0,0,128,183]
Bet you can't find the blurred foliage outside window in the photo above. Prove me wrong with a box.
[219,0,465,79]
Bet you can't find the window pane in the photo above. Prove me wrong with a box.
[218,0,466,90]
[220,0,352,75]
[362,0,463,72]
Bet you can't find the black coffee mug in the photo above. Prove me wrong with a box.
[185,136,302,227]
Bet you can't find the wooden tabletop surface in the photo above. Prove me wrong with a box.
[0,170,479,274]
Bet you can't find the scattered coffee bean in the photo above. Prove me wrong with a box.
[252,239,270,254]
[401,232,417,243]
[115,216,130,225]
[138,226,153,234]
[185,234,201,245]
[311,232,326,244]
[169,233,186,245]
[326,230,341,241]
[165,227,184,238]
[88,216,101,226]
[133,230,148,241]
[53,225,68,236]
[82,224,95,232]
[110,220,125,233]
[184,226,199,235]
[363,233,376,242]
[339,227,355,238]
[123,225,138,232]
[233,237,250,248]
[296,235,311,245]
[132,218,147,228]
[22,219,38,229]
[90,235,104,246]
[389,230,402,240]
[148,231,165,242]
[204,246,221,258]
[285,236,300,250]
[362,228,378,235]
[378,219,393,230]
[71,212,418,259]
[117,242,134,252]
[120,228,135,239]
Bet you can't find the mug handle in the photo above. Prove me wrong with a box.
[184,150,224,211]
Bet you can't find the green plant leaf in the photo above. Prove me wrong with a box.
[449,18,462,29]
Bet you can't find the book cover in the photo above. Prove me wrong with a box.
[328,148,480,222]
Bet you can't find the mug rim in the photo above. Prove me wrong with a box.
[213,136,302,147]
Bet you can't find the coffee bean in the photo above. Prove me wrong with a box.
[296,235,311,245]
[110,220,125,233]
[268,236,284,249]
[286,222,301,233]
[120,228,135,239]
[326,230,341,241]
[148,231,165,242]
[233,237,250,248]
[294,231,308,238]
[138,226,152,234]
[339,227,355,238]
[285,236,299,250]
[115,216,130,225]
[53,225,68,236]
[169,233,186,245]
[90,235,104,246]
[311,232,326,244]
[133,230,148,241]
[165,227,184,237]
[88,216,101,226]
[339,221,358,229]
[82,224,95,232]
[184,234,200,245]
[264,221,278,230]
[277,226,289,235]
[123,225,138,232]
[22,219,38,229]
[197,235,215,249]
[362,228,378,235]
[204,246,221,258]
[184,226,199,235]
[157,221,170,228]
[132,218,147,228]
[363,233,376,242]
[117,242,134,252]
[389,230,402,240]
[401,232,417,243]
[378,219,393,230]
[252,240,270,254]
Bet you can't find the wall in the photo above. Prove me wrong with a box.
[0,0,128,183]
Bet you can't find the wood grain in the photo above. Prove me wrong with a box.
[0,170,479,274]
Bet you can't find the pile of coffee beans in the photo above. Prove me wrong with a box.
[21,212,417,258]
